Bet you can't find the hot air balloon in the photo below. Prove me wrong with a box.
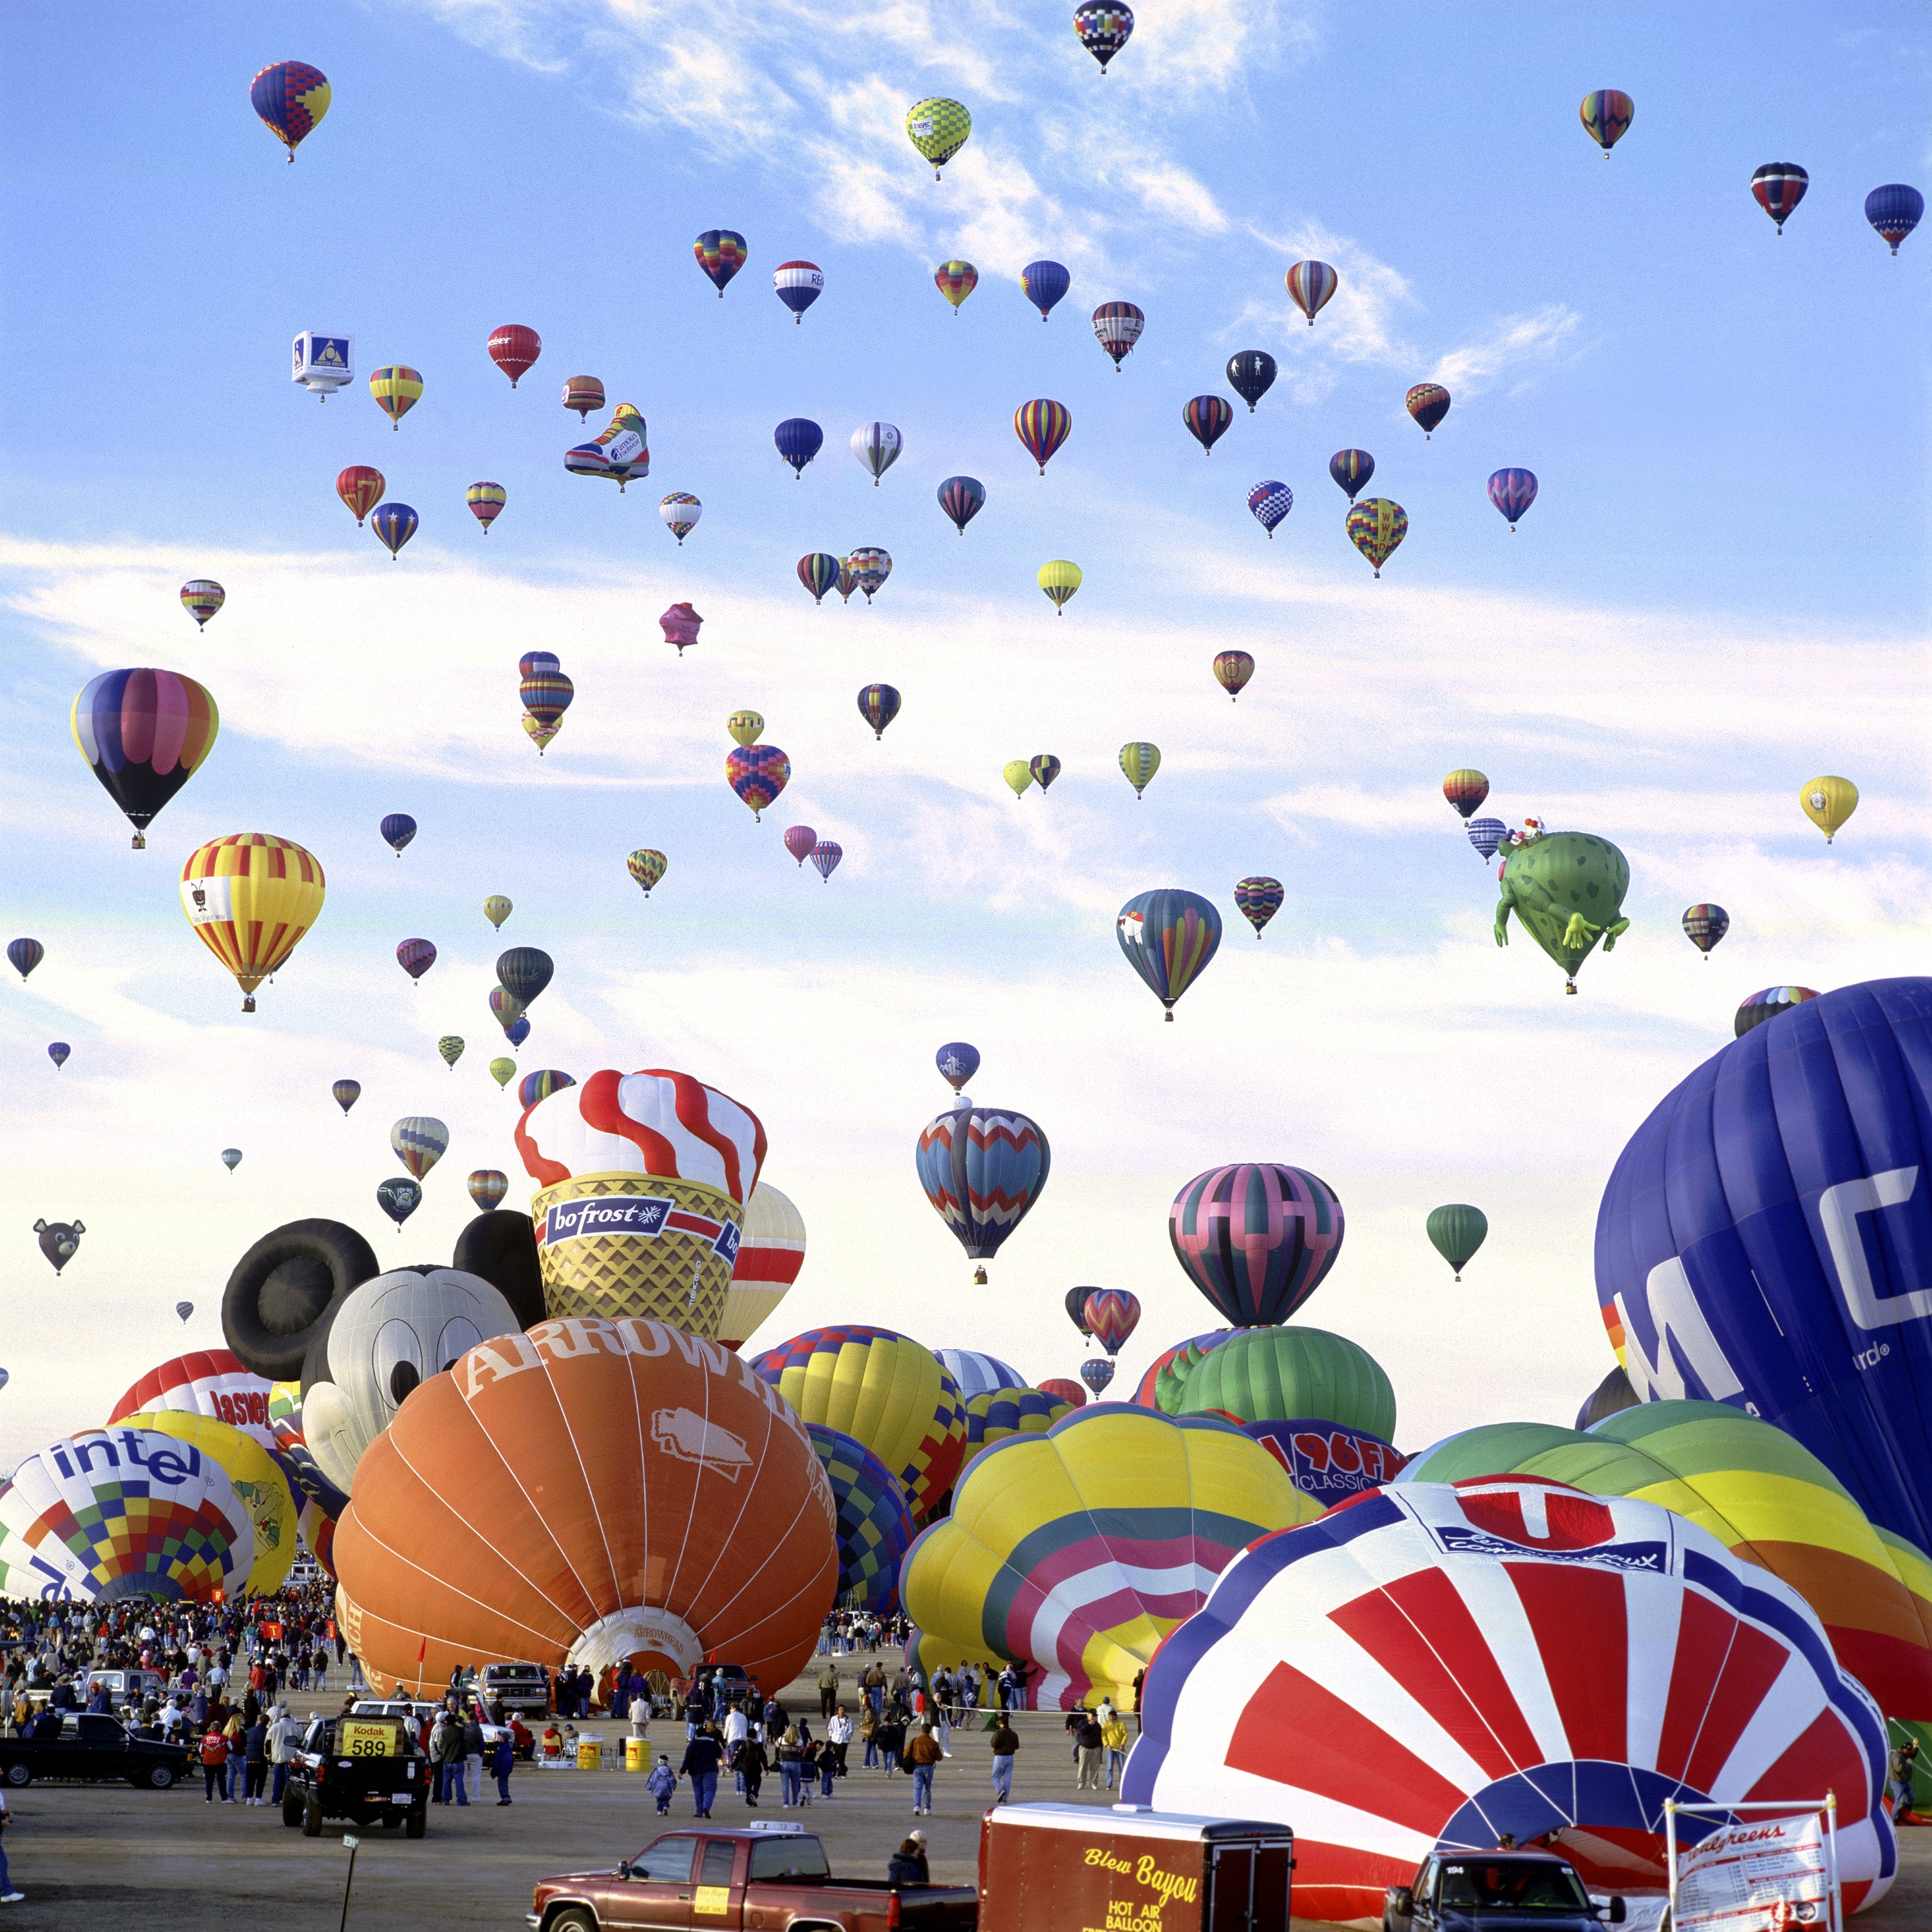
[812,838,842,884]
[108,1347,281,1454]
[1240,1418,1406,1504]
[775,417,823,478]
[1124,1475,1897,1918]
[0,1427,254,1604]
[1801,774,1857,842]
[1443,769,1488,819]
[1090,300,1142,369]
[468,1170,508,1211]
[720,1180,808,1350]
[1082,1289,1141,1356]
[484,895,512,930]
[1487,467,1538,529]
[390,1116,448,1181]
[516,1069,574,1112]
[1080,1358,1115,1396]
[1014,399,1071,474]
[1226,351,1276,412]
[486,323,540,388]
[1039,1378,1086,1409]
[1750,163,1808,232]
[334,1314,837,1696]
[566,401,649,489]
[1065,1287,1095,1339]
[179,835,325,1012]
[520,661,573,755]
[249,61,330,160]
[1405,383,1451,437]
[1074,3,1133,71]
[1682,903,1729,956]
[1467,816,1507,860]
[1029,754,1061,790]
[915,1106,1052,1271]
[1116,888,1220,1022]
[1735,985,1819,1037]
[330,1079,360,1117]
[368,366,422,431]
[496,947,553,1007]
[727,713,760,752]
[220,1148,242,1173]
[806,1423,914,1611]
[782,826,817,866]
[935,1350,1025,1401]
[1245,481,1291,538]
[1211,650,1255,701]
[33,1219,82,1274]
[848,547,892,603]
[1003,761,1034,799]
[936,1043,980,1094]
[1118,741,1160,799]
[1235,876,1283,937]
[71,668,220,849]
[176,1302,193,1323]
[372,815,415,861]
[181,580,224,627]
[336,465,384,525]
[959,1387,1073,1477]
[1021,260,1070,321]
[375,1177,421,1227]
[1580,88,1634,153]
[1346,497,1406,576]
[902,1407,1317,1709]
[432,1037,464,1074]
[693,229,747,296]
[798,552,840,603]
[47,1042,69,1069]
[1170,1165,1345,1327]
[1328,449,1373,500]
[773,260,822,322]
[563,375,605,419]
[627,849,667,896]
[489,987,525,1035]
[752,1327,966,1520]
[905,98,971,178]
[1285,260,1337,325]
[656,603,701,658]
[1037,560,1082,614]
[934,260,978,310]
[7,938,43,981]
[1183,395,1233,454]
[850,422,902,486]
[396,938,436,981]
[659,493,701,545]
[1426,1202,1488,1280]
[1866,183,1923,254]
[726,744,791,820]
[937,475,985,534]
[466,481,506,531]
[372,502,417,558]
[1495,828,1630,994]
[506,1016,530,1048]
[488,1057,515,1089]
[857,684,900,739]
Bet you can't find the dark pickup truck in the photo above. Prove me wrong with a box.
[1385,1852,1629,1932]
[283,1710,430,1838]
[529,1824,978,1932]
[0,1712,187,1790]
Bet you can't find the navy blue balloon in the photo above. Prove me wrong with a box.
[935,1041,980,1094]
[379,813,417,855]
[1595,977,1932,1555]
[377,1176,422,1227]
[1021,260,1070,321]
[774,417,824,477]
[1864,183,1923,255]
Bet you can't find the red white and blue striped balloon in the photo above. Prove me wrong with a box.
[1168,1163,1344,1328]
[1284,260,1338,325]
[1124,1475,1897,1922]
[772,260,823,322]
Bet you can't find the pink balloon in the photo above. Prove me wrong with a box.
[782,826,817,866]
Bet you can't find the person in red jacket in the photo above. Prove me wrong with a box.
[199,1726,229,1803]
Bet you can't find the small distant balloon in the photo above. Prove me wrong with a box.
[488,1057,516,1089]
[1014,400,1072,475]
[368,367,423,430]
[397,938,437,982]
[661,603,703,656]
[1080,1358,1116,1397]
[506,1015,530,1048]
[496,947,554,1007]
[377,1177,421,1227]
[905,97,971,178]
[1214,650,1254,700]
[467,1170,509,1211]
[1800,775,1858,844]
[659,493,701,545]
[181,581,225,627]
[487,323,541,387]
[1183,395,1233,454]
[694,229,747,296]
[1487,468,1538,530]
[47,1043,70,1069]
[798,553,840,604]
[249,61,330,161]
[1734,986,1819,1038]
[627,849,668,896]
[1443,770,1489,819]
[858,684,901,739]
[379,813,417,856]
[851,422,902,486]
[1467,817,1507,861]
[1865,184,1923,255]
[372,502,417,558]
[810,841,843,883]
[1029,755,1061,791]
[1003,761,1034,799]
[1074,2,1133,71]
[489,987,525,1034]
[1037,560,1082,614]
[934,260,978,311]
[331,1079,361,1116]
[1682,904,1730,956]
[390,1115,449,1180]
[222,1148,243,1173]
[936,1043,980,1094]
[1235,876,1283,938]
[1329,450,1373,501]
[1750,164,1808,233]
[1405,383,1450,437]
[726,745,791,820]
[438,1035,465,1069]
[848,548,891,603]
[782,826,818,867]
[1021,260,1071,321]
[1284,260,1338,325]
[1579,89,1634,154]
[1246,482,1292,538]
[8,940,43,981]
[1226,352,1276,412]
[937,476,985,535]
[728,712,764,751]
[1119,742,1160,799]
[466,482,506,532]
[775,418,824,478]
[1425,1202,1488,1280]
[483,896,512,930]
[1346,498,1407,577]
[1092,301,1143,369]
[562,376,605,420]
[175,1302,194,1324]
[773,260,823,323]
[336,466,384,526]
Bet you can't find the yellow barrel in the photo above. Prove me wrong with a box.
[577,1736,602,1772]
[624,1736,646,1772]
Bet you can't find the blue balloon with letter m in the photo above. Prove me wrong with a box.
[1595,978,1932,1555]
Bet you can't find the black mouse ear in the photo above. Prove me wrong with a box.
[451,1211,547,1329]
[223,1219,379,1381]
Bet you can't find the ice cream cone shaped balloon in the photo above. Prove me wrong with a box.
[515,1067,768,1336]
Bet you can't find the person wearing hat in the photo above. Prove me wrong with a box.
[647,1753,678,1815]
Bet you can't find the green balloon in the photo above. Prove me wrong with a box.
[1177,1327,1396,1441]
[1425,1203,1488,1280]
[1155,1340,1216,1415]
[1493,829,1630,992]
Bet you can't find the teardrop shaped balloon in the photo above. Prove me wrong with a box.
[1118,741,1160,799]
[1865,183,1923,255]
[466,482,506,531]
[516,1068,574,1111]
[810,841,843,882]
[1328,449,1374,500]
[1443,769,1489,819]
[1021,260,1070,321]
[7,939,43,981]
[390,1115,449,1180]
[797,553,840,604]
[851,422,902,485]
[782,826,817,866]
[506,1015,530,1048]
[1226,351,1276,412]
[934,261,978,310]
[1092,301,1143,368]
[1081,1289,1141,1356]
[1014,399,1072,475]
[489,987,525,1034]
[1115,888,1221,1020]
[857,684,900,739]
[914,1108,1052,1267]
[1681,903,1730,956]
[1170,1164,1346,1325]
[1750,163,1809,233]
[368,367,423,430]
[332,1079,361,1116]
[1246,482,1292,537]
[222,1148,243,1173]
[1580,88,1634,153]
[1182,395,1233,453]
[397,938,437,981]
[180,835,325,1013]
[484,895,513,930]
[627,849,667,896]
[936,1043,980,1094]
[438,1036,465,1070]
[379,813,417,856]
[371,502,417,558]
[175,1302,194,1323]
[1037,560,1081,613]
[1080,1358,1116,1396]
[467,1169,509,1210]
[1486,468,1538,529]
[1346,497,1407,576]
[937,475,985,535]
[1405,383,1451,437]
[1800,774,1858,843]
[1003,761,1034,799]
[336,466,384,526]
[847,548,892,603]
[71,668,220,849]
[692,229,747,295]
[1425,1202,1488,1280]
[47,1043,70,1069]
[658,492,701,545]
[1215,650,1255,699]
[489,1057,516,1089]
[726,745,791,821]
[773,260,822,323]
[497,947,554,1006]
[1284,260,1338,325]
[1466,817,1506,860]
[181,580,225,627]
[1235,876,1283,937]
[905,97,971,178]
[774,417,823,477]
[376,1177,421,1227]
[250,61,331,161]
[1029,755,1061,791]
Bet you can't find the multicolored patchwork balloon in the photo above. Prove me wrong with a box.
[807,1423,915,1612]
[1169,1163,1345,1327]
[1116,888,1220,1021]
[1235,877,1283,937]
[914,1106,1052,1266]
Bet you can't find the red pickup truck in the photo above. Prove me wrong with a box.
[527,1823,978,1932]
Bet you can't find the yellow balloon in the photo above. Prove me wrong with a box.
[1037,560,1082,614]
[484,895,513,929]
[1119,741,1161,798]
[488,1057,516,1089]
[124,1409,298,1598]
[178,835,326,1012]
[1800,774,1858,844]
[1002,760,1034,799]
[728,710,765,748]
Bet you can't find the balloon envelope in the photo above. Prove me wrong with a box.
[180,834,325,1010]
[1081,1289,1141,1356]
[1175,1326,1395,1439]
[807,1423,915,1613]
[719,1180,806,1350]
[1117,889,1220,1018]
[935,1043,980,1093]
[468,1170,509,1210]
[935,1350,1026,1401]
[390,1116,449,1180]
[1425,1202,1488,1278]
[331,1079,361,1115]
[914,1107,1051,1265]
[1169,1164,1345,1327]
[109,1349,279,1453]
[71,670,220,846]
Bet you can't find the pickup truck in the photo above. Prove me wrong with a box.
[0,1712,187,1790]
[283,1710,430,1838]
[528,1824,978,1932]
[1385,1851,1629,1932]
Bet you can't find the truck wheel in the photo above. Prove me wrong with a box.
[404,1808,426,1840]
[283,1799,302,1828]
[545,1912,598,1932]
[302,1797,324,1837]
[2,1765,29,1789]
[145,1764,176,1790]
[383,1812,402,1828]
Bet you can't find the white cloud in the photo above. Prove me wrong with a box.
[1428,304,1584,395]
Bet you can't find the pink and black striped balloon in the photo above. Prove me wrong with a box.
[1168,1163,1345,1328]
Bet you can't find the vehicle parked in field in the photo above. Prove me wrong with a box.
[283,1710,430,1839]
[481,1661,552,1718]
[0,1712,187,1790]
[1385,1852,1627,1932]
[84,1667,167,1713]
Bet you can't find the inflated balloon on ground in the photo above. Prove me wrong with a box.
[1175,1326,1396,1441]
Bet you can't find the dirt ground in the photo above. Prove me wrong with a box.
[1,1650,1926,1930]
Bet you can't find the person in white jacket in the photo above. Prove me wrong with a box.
[266,1705,304,1809]
[723,1704,750,1795]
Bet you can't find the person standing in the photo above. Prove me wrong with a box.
[776,1726,804,1808]
[1075,1711,1105,1790]
[679,1725,722,1818]
[1101,1710,1129,1790]
[647,1754,677,1815]
[736,1732,768,1808]
[904,1721,942,1816]
[817,1661,840,1721]
[876,1707,906,1777]
[989,1715,1019,1806]
[0,1785,21,1904]
[200,1723,229,1803]
[826,1705,852,1782]
[491,1727,515,1805]
[462,1709,485,1808]
[242,1712,269,1804]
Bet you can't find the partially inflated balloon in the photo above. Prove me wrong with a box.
[1117,889,1220,1020]
[71,668,220,849]
[468,1170,509,1210]
[1426,1202,1488,1280]
[808,1423,914,1612]
[720,1180,806,1351]
[180,835,325,1012]
[915,1108,1051,1269]
[1170,1164,1344,1327]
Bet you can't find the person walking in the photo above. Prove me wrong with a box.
[876,1706,906,1777]
[221,1705,245,1801]
[904,1721,942,1816]
[736,1732,768,1807]
[859,1702,880,1770]
[723,1701,749,1794]
[826,1705,852,1781]
[0,1785,21,1904]
[1075,1710,1106,1790]
[817,1661,840,1721]
[647,1754,677,1814]
[462,1709,486,1809]
[267,1705,301,1807]
[491,1727,515,1804]
[679,1725,723,1818]
[776,1726,805,1808]
[1101,1710,1129,1790]
[242,1712,269,1804]
[989,1714,1019,1806]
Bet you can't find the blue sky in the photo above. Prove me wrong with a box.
[1,1,1926,1460]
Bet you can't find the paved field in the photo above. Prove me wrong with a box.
[0,1653,1926,1929]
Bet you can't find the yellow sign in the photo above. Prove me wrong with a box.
[339,1720,397,1759]
[694,1886,730,1916]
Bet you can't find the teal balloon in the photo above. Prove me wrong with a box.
[1425,1204,1488,1280]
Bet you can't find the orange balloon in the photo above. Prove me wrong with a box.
[332,1317,838,1697]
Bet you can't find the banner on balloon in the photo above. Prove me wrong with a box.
[530,1175,744,1335]
[1673,1812,1833,1932]
[1244,1420,1406,1502]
